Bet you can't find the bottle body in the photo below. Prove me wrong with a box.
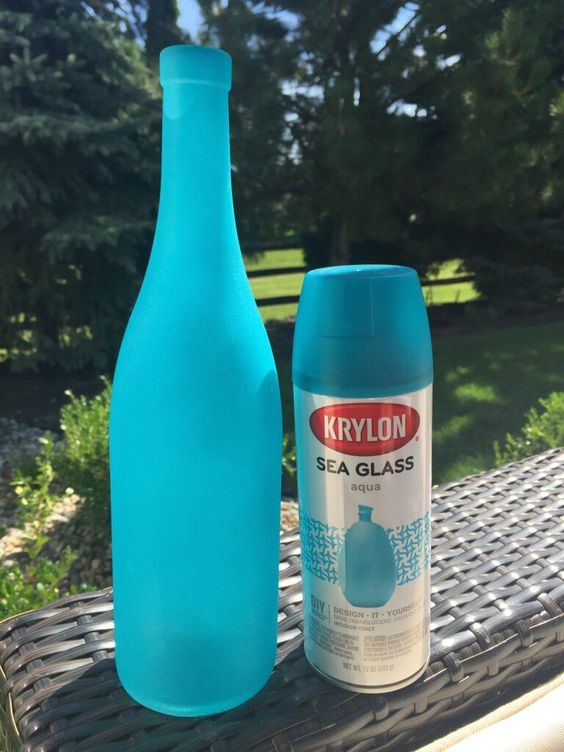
[110,46,282,716]
[337,505,397,608]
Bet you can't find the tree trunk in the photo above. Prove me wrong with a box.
[328,217,351,266]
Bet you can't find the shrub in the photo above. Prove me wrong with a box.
[0,544,77,621]
[8,389,104,620]
[12,380,111,527]
[467,259,561,313]
[13,435,59,527]
[494,392,564,464]
[56,383,111,525]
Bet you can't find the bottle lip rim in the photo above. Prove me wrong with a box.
[160,45,232,89]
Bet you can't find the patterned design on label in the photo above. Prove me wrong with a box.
[386,511,431,585]
[300,510,431,586]
[300,514,345,584]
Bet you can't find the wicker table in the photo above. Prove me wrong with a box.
[1,450,564,752]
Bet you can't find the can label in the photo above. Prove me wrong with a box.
[295,384,432,690]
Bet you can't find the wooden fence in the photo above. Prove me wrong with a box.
[246,245,474,308]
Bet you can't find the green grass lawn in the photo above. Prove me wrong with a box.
[423,281,477,306]
[276,321,564,487]
[246,250,479,322]
[245,248,304,271]
[246,248,304,321]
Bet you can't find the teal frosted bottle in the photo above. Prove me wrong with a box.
[109,46,282,716]
[338,505,397,607]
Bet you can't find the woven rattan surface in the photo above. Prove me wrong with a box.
[1,450,564,752]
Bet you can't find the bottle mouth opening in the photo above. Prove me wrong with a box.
[160,45,232,90]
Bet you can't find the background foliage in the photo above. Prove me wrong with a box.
[0,0,159,369]
[1,0,564,369]
[495,392,564,464]
[13,380,111,525]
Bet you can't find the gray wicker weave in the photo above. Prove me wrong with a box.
[1,450,564,752]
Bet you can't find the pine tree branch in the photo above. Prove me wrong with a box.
[373,5,420,60]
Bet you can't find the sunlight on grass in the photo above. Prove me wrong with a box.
[245,248,304,271]
[454,383,499,404]
[249,272,304,300]
[444,366,471,383]
[433,414,475,443]
[246,251,479,322]
[424,281,478,305]
[433,322,564,481]
[428,259,465,280]
[261,304,299,322]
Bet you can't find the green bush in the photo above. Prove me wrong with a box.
[12,380,111,527]
[7,389,103,621]
[56,382,111,524]
[13,435,59,527]
[494,392,564,464]
[0,543,77,621]
[467,259,561,313]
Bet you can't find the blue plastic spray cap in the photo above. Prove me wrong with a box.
[160,45,232,89]
[292,265,433,397]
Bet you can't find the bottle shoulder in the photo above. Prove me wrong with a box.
[123,271,266,341]
[113,296,277,391]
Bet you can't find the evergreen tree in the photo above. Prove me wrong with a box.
[197,0,297,247]
[388,0,564,292]
[258,0,564,288]
[0,0,160,369]
[145,0,187,61]
[260,0,423,267]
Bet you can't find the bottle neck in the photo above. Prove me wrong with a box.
[358,505,373,522]
[152,82,239,271]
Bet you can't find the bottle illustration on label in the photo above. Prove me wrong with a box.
[337,504,397,607]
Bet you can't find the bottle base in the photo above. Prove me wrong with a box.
[116,663,273,717]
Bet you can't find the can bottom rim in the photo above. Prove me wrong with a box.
[305,651,430,694]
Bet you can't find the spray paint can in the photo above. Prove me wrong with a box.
[292,265,433,692]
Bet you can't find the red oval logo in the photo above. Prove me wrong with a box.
[310,403,419,456]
